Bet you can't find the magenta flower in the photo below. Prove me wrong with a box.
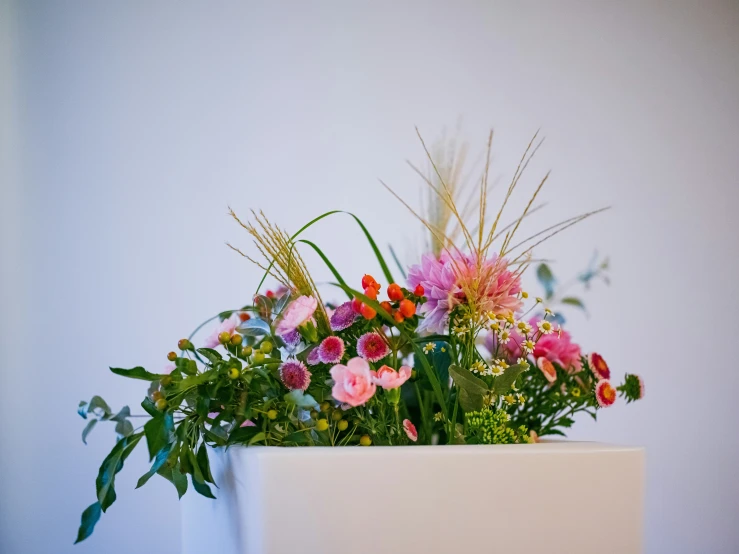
[403,419,418,442]
[279,359,311,391]
[356,332,390,363]
[275,295,318,335]
[330,357,377,407]
[318,336,345,364]
[588,352,610,380]
[306,347,321,366]
[407,250,522,334]
[595,379,617,408]
[371,365,412,390]
[280,329,302,349]
[329,301,358,331]
[204,315,239,348]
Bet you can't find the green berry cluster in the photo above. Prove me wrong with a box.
[466,409,531,444]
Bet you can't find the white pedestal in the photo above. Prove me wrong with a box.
[181,442,644,554]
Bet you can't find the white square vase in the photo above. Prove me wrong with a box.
[181,442,644,554]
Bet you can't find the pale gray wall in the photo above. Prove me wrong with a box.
[1,1,738,553]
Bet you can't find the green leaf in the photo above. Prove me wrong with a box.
[141,397,159,417]
[561,297,586,310]
[79,396,112,419]
[175,357,198,376]
[284,389,319,409]
[491,363,528,395]
[248,432,266,445]
[109,366,164,381]
[95,432,144,512]
[228,425,261,444]
[74,502,102,544]
[115,419,134,438]
[109,406,130,423]
[136,444,173,489]
[191,476,216,499]
[143,413,174,461]
[388,244,407,279]
[296,239,351,298]
[448,365,488,394]
[536,263,555,299]
[179,444,193,475]
[158,466,188,498]
[197,444,216,485]
[81,419,98,444]
[239,318,271,337]
[458,388,484,412]
[196,348,223,364]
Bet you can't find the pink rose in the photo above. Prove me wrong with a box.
[371,365,412,390]
[275,295,318,335]
[204,315,239,348]
[330,357,376,407]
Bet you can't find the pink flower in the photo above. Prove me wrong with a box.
[240,420,256,427]
[371,365,412,390]
[588,352,610,380]
[356,332,390,363]
[279,360,311,391]
[595,380,617,408]
[275,295,318,335]
[318,336,345,364]
[407,250,522,334]
[403,419,418,442]
[204,315,239,348]
[306,347,322,366]
[330,357,377,407]
[537,357,557,383]
[330,301,358,331]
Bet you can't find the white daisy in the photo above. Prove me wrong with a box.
[537,320,554,335]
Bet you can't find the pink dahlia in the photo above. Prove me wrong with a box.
[356,332,390,363]
[588,352,610,380]
[279,359,311,391]
[275,295,317,335]
[595,379,617,408]
[330,301,358,331]
[407,250,522,334]
[330,357,377,407]
[403,419,418,442]
[204,315,239,348]
[318,336,345,364]
[371,365,412,390]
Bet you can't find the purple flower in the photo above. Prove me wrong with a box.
[330,301,358,331]
[279,359,311,391]
[280,329,302,349]
[306,347,322,366]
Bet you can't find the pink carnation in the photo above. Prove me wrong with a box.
[275,295,318,335]
[330,357,376,407]
[403,419,418,442]
[407,250,522,334]
[371,365,412,390]
[204,315,239,348]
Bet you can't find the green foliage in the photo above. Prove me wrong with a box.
[109,366,164,381]
[466,409,531,444]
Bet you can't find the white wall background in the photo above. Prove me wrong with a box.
[1,1,738,553]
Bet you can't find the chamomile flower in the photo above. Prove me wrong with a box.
[490,362,506,377]
[498,330,511,344]
[516,321,532,336]
[452,325,469,337]
[521,291,529,299]
[504,394,517,405]
[521,339,535,354]
[516,393,526,404]
[517,357,529,370]
[490,321,501,332]
[537,320,554,335]
[544,308,553,317]
[433,412,444,422]
[423,343,436,354]
[535,297,543,303]
[470,360,487,375]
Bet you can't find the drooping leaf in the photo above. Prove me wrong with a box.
[458,388,484,412]
[196,348,223,364]
[197,444,216,485]
[536,263,555,299]
[74,502,102,544]
[78,396,112,419]
[491,363,528,395]
[157,465,188,498]
[136,444,173,489]
[448,365,488,394]
[296,239,350,298]
[95,432,144,512]
[81,419,98,444]
[191,476,216,499]
[115,419,134,438]
[143,412,174,461]
[109,366,164,381]
[248,432,266,446]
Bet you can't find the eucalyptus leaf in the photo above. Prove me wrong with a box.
[561,297,586,310]
[74,502,102,544]
[110,406,130,423]
[239,317,271,337]
[81,419,98,444]
[115,419,134,438]
[536,263,555,299]
[284,389,319,410]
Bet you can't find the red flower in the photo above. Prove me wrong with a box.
[595,380,617,408]
[403,419,418,442]
[588,352,611,380]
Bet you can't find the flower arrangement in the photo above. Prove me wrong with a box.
[75,130,644,543]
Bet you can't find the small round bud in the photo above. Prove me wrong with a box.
[238,312,251,322]
[155,398,168,410]
[360,303,377,320]
[535,297,543,303]
[316,419,329,431]
[337,420,349,431]
[228,367,240,380]
[151,391,163,401]
[266,409,278,420]
[260,341,273,354]
[319,401,331,413]
[218,331,232,344]
[241,346,253,357]
[230,334,243,346]
[521,291,529,299]
[331,410,343,422]
[310,409,319,419]
[359,435,372,446]
[159,375,172,387]
[167,351,177,361]
[387,283,403,301]
[414,284,425,297]
[253,351,265,363]
[177,339,192,351]
[399,299,416,318]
